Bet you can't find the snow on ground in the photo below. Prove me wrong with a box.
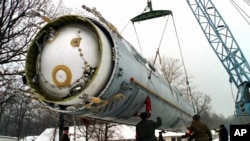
[20,125,221,141]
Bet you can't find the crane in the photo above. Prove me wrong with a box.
[131,0,250,116]
[186,0,250,116]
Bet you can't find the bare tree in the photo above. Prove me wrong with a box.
[155,56,250,127]
[152,56,214,116]
[0,0,71,138]
[1,0,51,69]
[0,0,70,104]
[60,117,122,141]
[29,103,59,135]
[0,81,31,138]
[192,91,211,116]
[158,56,184,85]
[149,55,194,97]
[0,0,39,111]
[10,93,32,139]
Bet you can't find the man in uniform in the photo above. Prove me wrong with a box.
[136,112,162,141]
[189,114,212,141]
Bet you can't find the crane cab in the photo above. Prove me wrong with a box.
[235,81,250,115]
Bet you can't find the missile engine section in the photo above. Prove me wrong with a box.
[25,15,195,131]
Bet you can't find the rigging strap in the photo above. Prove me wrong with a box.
[171,16,196,113]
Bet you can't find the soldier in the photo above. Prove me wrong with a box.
[188,114,212,141]
[136,112,162,141]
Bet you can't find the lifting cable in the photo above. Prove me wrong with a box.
[132,12,196,126]
[120,20,130,35]
[120,1,196,124]
[149,15,170,77]
[167,15,196,127]
[120,20,144,56]
[171,15,196,114]
[230,0,250,26]
[132,23,144,56]
[120,14,174,97]
[147,15,174,98]
[131,15,172,90]
[245,0,250,6]
[230,79,236,103]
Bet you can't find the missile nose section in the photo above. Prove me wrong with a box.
[25,16,113,105]
[40,24,100,99]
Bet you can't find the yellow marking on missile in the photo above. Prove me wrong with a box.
[52,65,72,87]
[85,94,125,110]
[70,38,81,47]
[41,16,51,23]
[130,78,193,117]
[90,97,102,104]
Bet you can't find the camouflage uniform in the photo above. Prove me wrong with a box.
[189,120,212,141]
[136,116,162,141]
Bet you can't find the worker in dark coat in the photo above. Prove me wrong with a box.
[136,112,162,141]
[188,114,212,141]
[158,130,165,141]
[60,127,70,141]
[214,124,228,141]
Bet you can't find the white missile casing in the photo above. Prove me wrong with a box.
[25,15,194,131]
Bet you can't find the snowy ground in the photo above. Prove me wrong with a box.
[19,126,222,141]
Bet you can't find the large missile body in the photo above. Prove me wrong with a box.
[25,15,194,131]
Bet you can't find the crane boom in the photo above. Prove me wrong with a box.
[186,0,250,115]
[187,0,250,87]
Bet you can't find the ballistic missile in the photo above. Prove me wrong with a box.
[25,15,195,131]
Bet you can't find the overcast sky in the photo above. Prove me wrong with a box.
[55,0,250,117]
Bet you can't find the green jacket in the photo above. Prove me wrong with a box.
[189,120,212,141]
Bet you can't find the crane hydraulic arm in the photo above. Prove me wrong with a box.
[186,0,250,115]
